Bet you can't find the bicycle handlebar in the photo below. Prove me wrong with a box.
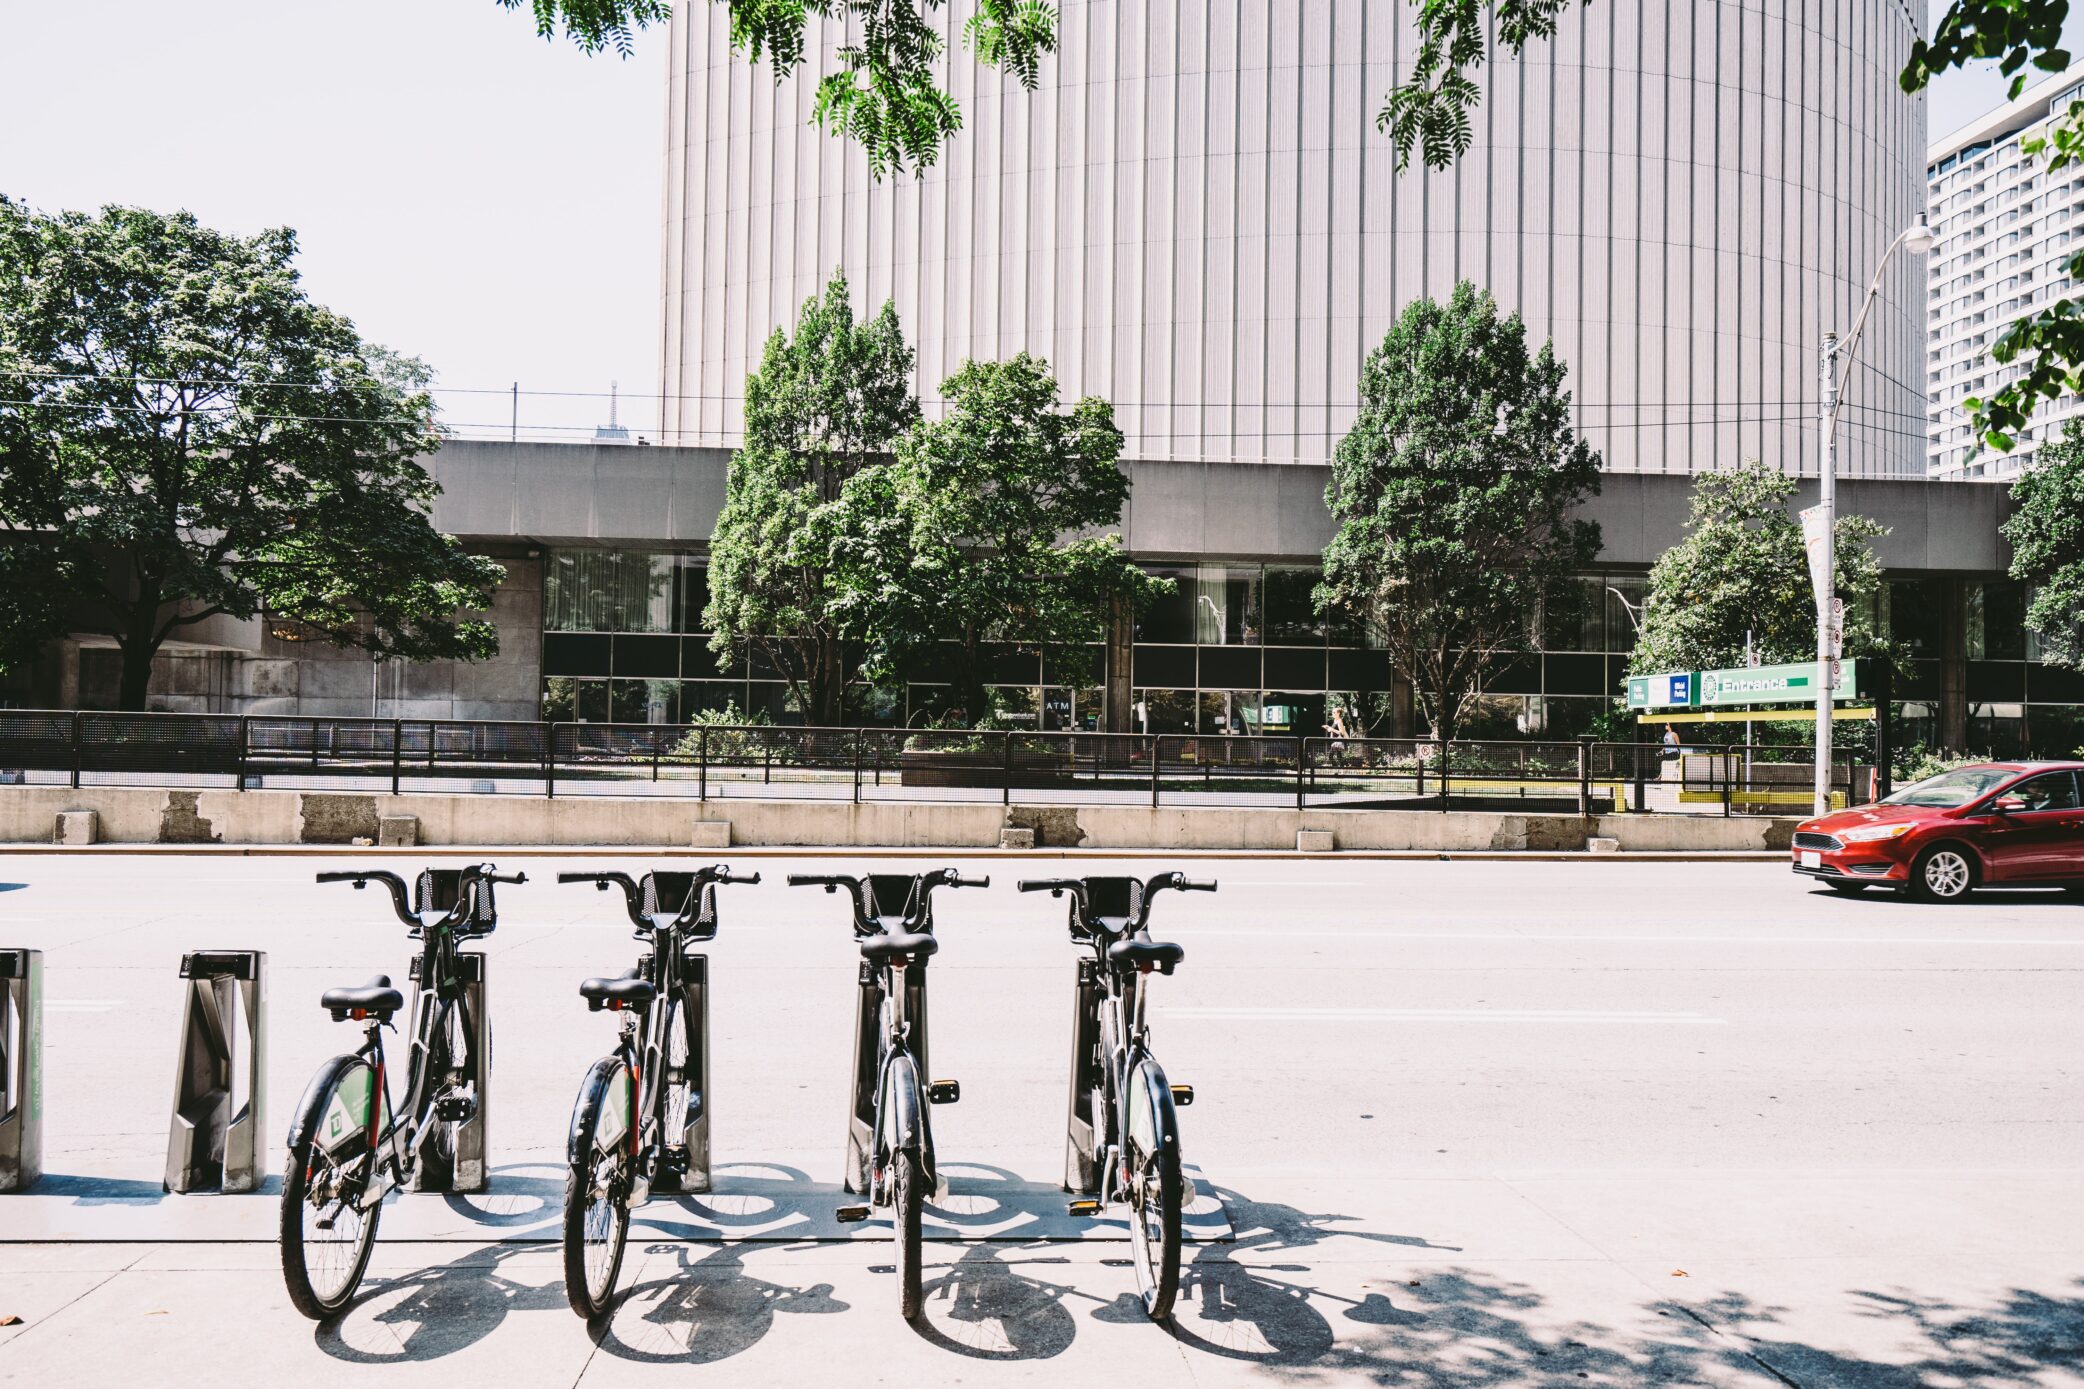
[563,864,754,931]
[314,869,418,931]
[787,873,851,889]
[1017,878,1081,894]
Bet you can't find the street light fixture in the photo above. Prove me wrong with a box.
[1812,213,1934,815]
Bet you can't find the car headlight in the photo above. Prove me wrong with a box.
[1840,822,1914,843]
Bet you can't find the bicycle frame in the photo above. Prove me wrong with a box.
[340,922,481,1209]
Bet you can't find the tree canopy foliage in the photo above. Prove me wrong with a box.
[828,352,1158,722]
[1317,282,1601,740]
[702,270,918,724]
[1627,463,1891,679]
[0,200,502,709]
[2005,418,2084,664]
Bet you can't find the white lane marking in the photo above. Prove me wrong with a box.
[1163,1007,1728,1024]
[1191,930,2084,946]
[44,999,120,1012]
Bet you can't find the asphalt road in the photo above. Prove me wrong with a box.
[0,853,2079,1386]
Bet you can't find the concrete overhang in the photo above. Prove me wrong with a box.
[425,440,2013,576]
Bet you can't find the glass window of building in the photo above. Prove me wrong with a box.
[1262,568,1326,644]
[1135,689,1196,734]
[545,550,677,632]
[1193,566,1262,645]
[1136,568,1197,643]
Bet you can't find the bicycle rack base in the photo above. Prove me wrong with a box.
[842,960,931,1196]
[654,953,711,1196]
[1063,957,1104,1196]
[163,950,267,1193]
[408,950,490,1194]
[0,949,42,1193]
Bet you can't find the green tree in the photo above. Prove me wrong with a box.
[2005,418,2084,664]
[1316,282,1601,741]
[829,352,1159,723]
[0,200,502,710]
[1628,462,1890,679]
[502,0,1057,176]
[703,271,918,725]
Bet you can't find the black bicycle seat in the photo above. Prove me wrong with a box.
[323,975,404,1020]
[1107,938,1184,974]
[859,930,938,964]
[581,972,657,1012]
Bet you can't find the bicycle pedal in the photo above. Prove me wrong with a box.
[434,1094,476,1123]
[927,1080,961,1105]
[1067,1199,1101,1217]
[1170,1084,1195,1107]
[835,1204,872,1223]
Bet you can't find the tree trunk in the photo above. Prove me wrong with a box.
[117,640,155,710]
[813,630,845,726]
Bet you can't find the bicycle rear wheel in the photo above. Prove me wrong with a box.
[892,1146,924,1321]
[1124,1060,1183,1320]
[281,1058,382,1320]
[562,1057,635,1319]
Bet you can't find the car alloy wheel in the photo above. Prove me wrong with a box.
[1916,848,1973,902]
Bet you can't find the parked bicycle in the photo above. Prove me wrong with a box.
[1018,871,1214,1320]
[787,868,988,1319]
[280,862,525,1320]
[556,863,761,1319]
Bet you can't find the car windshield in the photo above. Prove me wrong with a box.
[1879,766,2016,808]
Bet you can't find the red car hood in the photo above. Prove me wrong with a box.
[1801,802,1942,836]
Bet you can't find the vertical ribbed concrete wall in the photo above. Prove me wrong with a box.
[661,1,1926,477]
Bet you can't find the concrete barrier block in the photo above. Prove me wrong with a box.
[999,827,1037,850]
[690,821,730,848]
[377,815,419,848]
[56,809,98,845]
[1586,836,1620,854]
[1296,829,1335,852]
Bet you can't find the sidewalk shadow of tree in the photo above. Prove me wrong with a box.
[1111,1185,2084,1385]
[590,1241,848,1365]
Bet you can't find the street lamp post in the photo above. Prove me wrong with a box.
[1813,215,1934,816]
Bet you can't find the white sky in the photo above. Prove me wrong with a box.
[0,2,2075,444]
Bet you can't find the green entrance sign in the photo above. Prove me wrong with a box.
[1698,660,1857,707]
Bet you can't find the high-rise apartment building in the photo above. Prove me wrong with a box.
[1928,67,2084,479]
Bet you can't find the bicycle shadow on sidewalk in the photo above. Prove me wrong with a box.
[315,1242,565,1364]
[588,1241,849,1366]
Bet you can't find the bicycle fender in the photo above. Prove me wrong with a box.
[881,1052,924,1158]
[1123,1054,1180,1160]
[285,1053,373,1153]
[568,1055,632,1166]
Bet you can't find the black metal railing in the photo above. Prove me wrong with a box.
[0,710,1863,816]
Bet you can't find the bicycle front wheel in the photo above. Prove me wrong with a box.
[562,1057,635,1319]
[1123,1059,1183,1320]
[281,1057,383,1320]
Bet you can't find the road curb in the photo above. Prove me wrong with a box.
[0,843,1790,863]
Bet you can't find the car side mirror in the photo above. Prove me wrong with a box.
[1991,796,2027,815]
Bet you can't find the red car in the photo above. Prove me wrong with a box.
[1792,761,2084,902]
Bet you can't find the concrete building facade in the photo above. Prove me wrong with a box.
[660,0,1929,477]
[3,442,2065,756]
[1927,64,2084,479]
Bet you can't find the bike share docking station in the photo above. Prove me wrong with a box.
[0,948,42,1192]
[1062,956,1105,1196]
[163,950,267,1193]
[407,869,492,1194]
[647,871,713,1195]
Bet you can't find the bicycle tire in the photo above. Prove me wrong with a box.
[562,1057,634,1319]
[893,1146,924,1321]
[1124,1061,1183,1321]
[280,1057,383,1320]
